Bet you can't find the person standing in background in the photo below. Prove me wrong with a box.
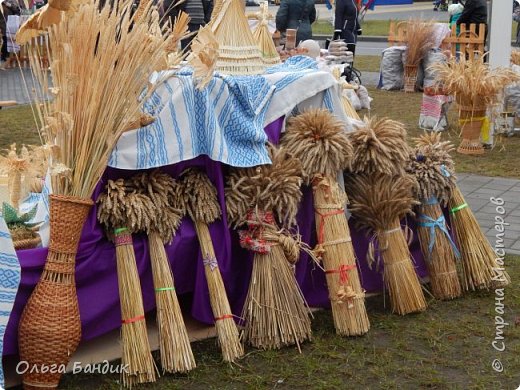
[275,0,317,45]
[333,0,361,54]
[0,0,21,67]
[162,0,213,50]
[456,0,487,37]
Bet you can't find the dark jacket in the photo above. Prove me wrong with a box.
[457,0,487,25]
[334,0,360,44]
[0,0,21,35]
[275,0,317,44]
[162,0,213,26]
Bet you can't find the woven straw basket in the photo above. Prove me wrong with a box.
[458,106,486,155]
[404,65,418,93]
[18,194,93,389]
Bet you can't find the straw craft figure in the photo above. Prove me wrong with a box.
[413,136,511,291]
[210,0,265,75]
[225,144,312,350]
[346,117,426,315]
[280,109,370,336]
[176,168,243,362]
[407,133,462,300]
[0,144,30,210]
[97,179,158,386]
[250,1,281,66]
[17,1,174,388]
[128,171,196,374]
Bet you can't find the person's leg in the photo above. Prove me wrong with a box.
[181,23,202,51]
[1,35,8,61]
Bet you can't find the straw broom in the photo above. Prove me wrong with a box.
[97,179,158,386]
[225,145,312,350]
[407,133,462,300]
[280,109,369,336]
[128,171,196,374]
[414,133,511,290]
[345,173,427,315]
[176,169,243,362]
[449,186,511,291]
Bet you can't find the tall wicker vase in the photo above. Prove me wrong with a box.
[457,106,486,155]
[404,65,418,93]
[18,194,93,389]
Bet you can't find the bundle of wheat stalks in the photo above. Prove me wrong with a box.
[348,117,411,176]
[511,50,520,66]
[127,171,196,374]
[403,19,436,92]
[405,19,436,68]
[280,109,369,336]
[346,117,426,315]
[97,178,158,386]
[225,144,312,350]
[175,168,243,362]
[345,173,427,315]
[17,1,188,387]
[407,133,462,300]
[414,133,510,290]
[432,56,520,109]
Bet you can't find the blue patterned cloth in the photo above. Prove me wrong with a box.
[109,57,347,170]
[0,217,20,390]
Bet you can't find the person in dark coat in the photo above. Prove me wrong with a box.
[1,0,21,63]
[162,0,213,50]
[456,0,488,35]
[275,0,316,45]
[333,0,361,54]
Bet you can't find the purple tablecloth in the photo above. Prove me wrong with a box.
[3,118,429,356]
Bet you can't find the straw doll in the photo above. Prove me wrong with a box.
[128,171,196,374]
[280,109,369,337]
[414,135,511,291]
[407,133,462,300]
[347,117,427,315]
[225,144,312,350]
[0,144,30,210]
[97,178,158,386]
[176,168,243,362]
[251,1,280,66]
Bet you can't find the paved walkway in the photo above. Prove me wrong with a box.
[0,68,38,105]
[457,173,520,256]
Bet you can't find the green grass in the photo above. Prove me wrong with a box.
[0,105,41,150]
[363,88,520,179]
[314,19,519,40]
[355,55,381,73]
[57,255,520,389]
[313,19,395,37]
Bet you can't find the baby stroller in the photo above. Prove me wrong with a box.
[433,0,449,11]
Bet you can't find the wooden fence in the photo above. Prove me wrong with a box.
[388,21,486,61]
